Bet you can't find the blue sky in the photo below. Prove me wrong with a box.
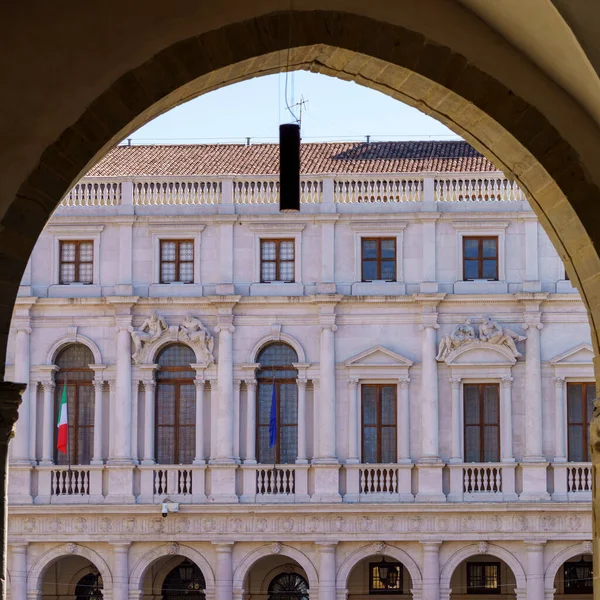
[129,71,457,145]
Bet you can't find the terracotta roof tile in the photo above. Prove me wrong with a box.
[87,140,500,177]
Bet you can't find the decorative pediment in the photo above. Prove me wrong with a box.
[444,341,517,366]
[549,343,594,365]
[344,345,413,368]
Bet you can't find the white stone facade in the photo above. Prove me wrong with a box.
[5,160,593,599]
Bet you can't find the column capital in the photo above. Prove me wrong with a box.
[144,379,157,390]
[93,378,105,391]
[524,539,546,549]
[14,326,32,335]
[297,378,308,390]
[41,380,56,392]
[8,541,29,550]
[0,383,25,441]
[449,377,461,388]
[212,541,235,552]
[398,377,410,388]
[215,324,235,334]
[553,376,565,386]
[233,379,242,389]
[419,313,439,330]
[312,378,320,388]
[420,540,443,550]
[195,377,206,388]
[348,378,359,389]
[501,376,514,387]
[245,378,257,388]
[109,541,132,550]
[315,541,338,550]
[523,321,543,331]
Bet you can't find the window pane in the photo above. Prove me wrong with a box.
[279,241,295,260]
[179,385,196,425]
[179,262,193,283]
[362,239,377,259]
[464,239,479,258]
[381,260,396,281]
[61,242,76,261]
[482,238,497,257]
[156,427,175,464]
[179,242,194,260]
[362,387,377,425]
[381,239,396,258]
[161,263,176,283]
[381,387,396,425]
[363,427,377,463]
[483,386,499,425]
[178,426,194,464]
[569,424,584,462]
[381,427,397,462]
[257,343,298,366]
[587,384,596,425]
[280,384,298,425]
[161,242,176,261]
[280,425,297,464]
[157,344,195,369]
[257,425,274,464]
[77,386,94,426]
[261,262,276,282]
[61,263,75,284]
[362,261,377,281]
[483,425,499,462]
[156,385,175,426]
[465,426,481,462]
[279,261,295,282]
[257,383,274,424]
[482,259,497,279]
[77,425,93,465]
[568,385,583,423]
[464,260,479,280]
[79,242,93,261]
[79,263,93,284]
[261,241,276,260]
[464,386,480,425]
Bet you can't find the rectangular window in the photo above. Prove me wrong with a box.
[567,382,595,461]
[361,238,396,282]
[260,239,295,283]
[362,384,397,463]
[466,562,501,594]
[464,384,500,463]
[563,558,593,594]
[59,241,94,284]
[463,236,498,280]
[160,240,194,283]
[369,562,403,594]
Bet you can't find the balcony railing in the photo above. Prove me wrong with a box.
[137,465,206,503]
[449,463,517,502]
[240,464,309,503]
[344,463,413,502]
[553,462,592,501]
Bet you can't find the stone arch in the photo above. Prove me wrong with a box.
[544,542,593,590]
[27,543,113,597]
[46,333,103,366]
[258,564,310,595]
[249,334,306,364]
[232,544,318,592]
[439,543,526,591]
[129,543,215,598]
[336,543,422,593]
[444,341,517,366]
[138,330,212,367]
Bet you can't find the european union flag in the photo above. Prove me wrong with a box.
[269,383,277,449]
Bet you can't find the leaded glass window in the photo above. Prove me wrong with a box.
[160,240,194,283]
[260,239,295,282]
[59,240,93,284]
[268,572,309,600]
[466,562,501,594]
[362,385,397,463]
[162,560,206,600]
[464,384,500,463]
[567,382,595,461]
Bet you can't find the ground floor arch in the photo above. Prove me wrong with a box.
[548,547,593,599]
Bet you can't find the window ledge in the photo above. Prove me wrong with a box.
[453,280,508,294]
[250,282,304,296]
[149,283,203,297]
[352,281,406,296]
[48,284,102,298]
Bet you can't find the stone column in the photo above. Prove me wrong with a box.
[420,320,440,461]
[141,379,156,465]
[525,541,545,600]
[296,378,308,464]
[244,379,257,464]
[0,383,24,600]
[213,542,234,600]
[111,542,130,600]
[12,327,31,464]
[397,378,411,463]
[553,376,567,461]
[449,377,462,462]
[523,315,544,461]
[312,378,320,460]
[214,320,235,463]
[316,542,337,600]
[421,541,442,600]
[91,373,105,465]
[347,379,360,464]
[233,379,241,462]
[40,380,56,465]
[500,376,514,462]
[113,321,133,463]
[317,316,337,463]
[194,377,206,465]
[9,542,27,600]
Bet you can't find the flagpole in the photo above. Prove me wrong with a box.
[65,373,72,494]
[272,375,278,494]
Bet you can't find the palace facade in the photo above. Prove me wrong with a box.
[6,141,594,600]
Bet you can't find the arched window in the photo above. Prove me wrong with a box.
[75,571,103,600]
[257,343,298,464]
[156,344,196,465]
[55,344,95,465]
[162,559,206,600]
[268,572,309,600]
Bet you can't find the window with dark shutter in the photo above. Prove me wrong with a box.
[466,562,501,594]
[55,344,95,465]
[567,382,595,461]
[160,240,194,283]
[464,384,500,463]
[361,238,396,281]
[59,241,94,284]
[155,344,196,465]
[463,237,498,280]
[362,384,397,463]
[256,343,298,464]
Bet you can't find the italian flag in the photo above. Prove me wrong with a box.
[56,385,68,454]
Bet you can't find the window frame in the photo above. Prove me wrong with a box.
[462,236,499,281]
[260,238,296,283]
[466,561,501,595]
[368,561,403,594]
[463,383,500,463]
[567,381,595,462]
[361,238,397,282]
[58,240,95,285]
[159,239,195,284]
[361,383,398,464]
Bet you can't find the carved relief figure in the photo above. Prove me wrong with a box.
[436,319,476,361]
[179,314,215,364]
[131,310,168,362]
[479,317,526,357]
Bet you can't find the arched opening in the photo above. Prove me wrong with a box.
[347,554,413,597]
[256,342,299,464]
[244,554,309,600]
[54,344,95,465]
[39,555,104,599]
[139,554,206,600]
[155,344,196,465]
[554,553,593,598]
[449,554,516,599]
